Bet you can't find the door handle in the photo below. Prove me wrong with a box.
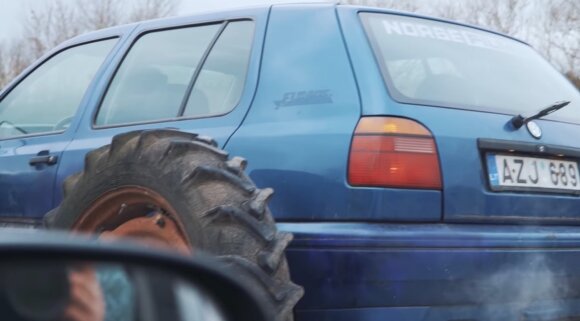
[29,155,58,166]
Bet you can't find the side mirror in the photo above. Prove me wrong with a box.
[0,229,270,321]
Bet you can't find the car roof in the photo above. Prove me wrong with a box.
[62,2,525,48]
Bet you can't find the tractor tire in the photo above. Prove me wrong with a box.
[44,129,303,321]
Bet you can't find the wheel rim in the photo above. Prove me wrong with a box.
[72,186,191,254]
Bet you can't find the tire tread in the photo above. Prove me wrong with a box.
[46,130,302,321]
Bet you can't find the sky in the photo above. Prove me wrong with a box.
[0,0,327,42]
[0,0,575,75]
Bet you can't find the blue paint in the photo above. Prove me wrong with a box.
[282,223,580,318]
[338,6,580,223]
[0,136,72,218]
[225,4,441,221]
[1,3,580,320]
[295,301,580,321]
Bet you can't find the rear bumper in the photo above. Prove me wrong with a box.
[279,223,580,320]
[294,302,580,321]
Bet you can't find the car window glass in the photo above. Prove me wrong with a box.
[385,59,426,98]
[183,21,254,118]
[0,39,116,139]
[361,13,579,123]
[96,24,221,126]
[386,57,460,99]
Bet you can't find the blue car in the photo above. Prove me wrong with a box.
[0,3,579,321]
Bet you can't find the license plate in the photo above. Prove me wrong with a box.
[487,153,580,193]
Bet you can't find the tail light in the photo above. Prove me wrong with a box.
[348,117,442,189]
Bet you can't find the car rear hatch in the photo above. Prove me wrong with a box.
[354,11,580,223]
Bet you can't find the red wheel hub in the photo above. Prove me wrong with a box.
[73,186,191,254]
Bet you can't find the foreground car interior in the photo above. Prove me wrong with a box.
[0,229,269,321]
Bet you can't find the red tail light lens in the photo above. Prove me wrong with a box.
[348,117,442,189]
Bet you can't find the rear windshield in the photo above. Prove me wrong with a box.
[361,13,580,124]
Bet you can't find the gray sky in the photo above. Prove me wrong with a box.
[0,0,325,42]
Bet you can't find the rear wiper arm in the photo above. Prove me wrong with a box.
[511,101,570,129]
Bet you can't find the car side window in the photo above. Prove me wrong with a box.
[95,24,221,126]
[183,21,254,117]
[0,39,116,139]
[95,20,255,127]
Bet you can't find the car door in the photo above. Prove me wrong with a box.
[0,39,118,223]
[56,10,267,205]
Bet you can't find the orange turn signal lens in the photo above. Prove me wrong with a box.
[348,117,441,189]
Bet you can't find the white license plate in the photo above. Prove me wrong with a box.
[487,154,580,193]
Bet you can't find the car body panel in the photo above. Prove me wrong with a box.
[295,302,580,321]
[338,7,580,223]
[281,222,580,319]
[0,135,70,220]
[0,27,132,221]
[54,7,270,205]
[225,4,442,222]
[2,4,580,320]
